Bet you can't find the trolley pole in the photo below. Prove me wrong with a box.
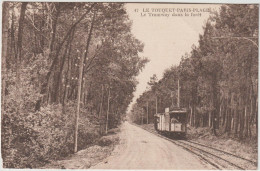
[147,101,149,124]
[74,50,84,153]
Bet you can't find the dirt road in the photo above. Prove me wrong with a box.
[92,122,215,169]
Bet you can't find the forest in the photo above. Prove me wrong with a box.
[130,4,258,139]
[1,2,148,168]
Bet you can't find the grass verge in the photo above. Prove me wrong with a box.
[40,128,120,169]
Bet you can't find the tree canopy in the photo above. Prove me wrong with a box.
[129,4,258,139]
[2,2,148,168]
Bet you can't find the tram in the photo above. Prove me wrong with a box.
[154,107,187,137]
[154,80,187,137]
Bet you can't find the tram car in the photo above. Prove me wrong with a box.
[154,107,187,137]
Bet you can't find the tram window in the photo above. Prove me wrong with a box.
[171,118,179,123]
[172,114,186,123]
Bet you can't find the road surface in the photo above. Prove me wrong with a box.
[91,122,215,169]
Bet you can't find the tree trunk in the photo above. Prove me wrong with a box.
[2,2,9,118]
[239,105,245,139]
[35,3,60,109]
[63,48,72,105]
[222,98,226,127]
[234,96,240,136]
[40,4,45,51]
[245,106,249,138]
[35,4,96,110]
[156,96,158,114]
[99,85,104,134]
[48,3,60,59]
[147,101,149,124]
[190,106,193,126]
[48,3,61,103]
[255,97,258,137]
[55,27,75,103]
[82,11,96,80]
[209,111,211,127]
[230,93,234,132]
[10,12,16,60]
[142,112,144,125]
[211,77,218,135]
[16,2,28,114]
[105,86,110,134]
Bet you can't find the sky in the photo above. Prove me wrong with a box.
[125,3,220,112]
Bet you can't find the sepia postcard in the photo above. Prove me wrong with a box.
[1,1,258,170]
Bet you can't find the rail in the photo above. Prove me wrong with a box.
[132,123,257,170]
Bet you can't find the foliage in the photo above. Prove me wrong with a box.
[130,4,258,139]
[1,2,147,168]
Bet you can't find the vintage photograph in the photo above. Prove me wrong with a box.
[1,1,258,170]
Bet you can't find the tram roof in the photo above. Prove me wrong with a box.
[169,110,187,114]
[154,109,187,116]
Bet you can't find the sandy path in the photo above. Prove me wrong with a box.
[91,122,215,170]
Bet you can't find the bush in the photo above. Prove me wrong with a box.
[2,59,109,168]
[98,136,113,146]
[2,99,101,168]
[97,134,119,147]
[107,127,120,135]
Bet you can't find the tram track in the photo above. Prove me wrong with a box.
[184,140,257,166]
[133,123,257,170]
